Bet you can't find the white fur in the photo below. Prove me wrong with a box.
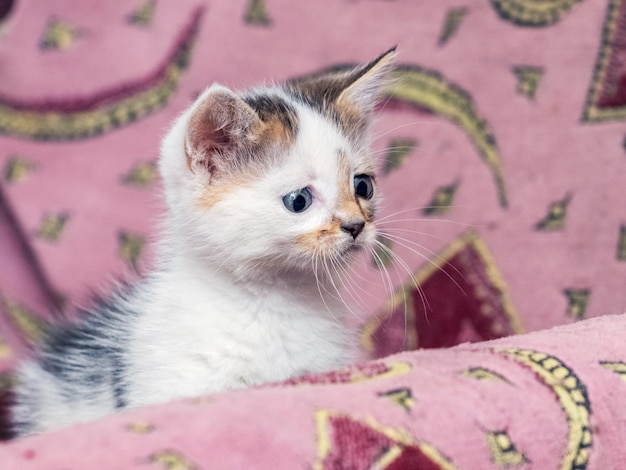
[13,48,398,435]
[123,102,367,406]
[13,89,381,436]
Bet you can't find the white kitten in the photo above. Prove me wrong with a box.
[11,48,397,436]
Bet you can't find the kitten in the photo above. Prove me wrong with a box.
[11,48,396,437]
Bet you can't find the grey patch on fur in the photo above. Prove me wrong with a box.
[12,287,138,436]
[243,93,299,137]
[285,47,396,141]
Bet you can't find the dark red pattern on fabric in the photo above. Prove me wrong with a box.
[411,244,515,349]
[322,416,444,470]
[278,362,390,386]
[370,242,516,356]
[596,2,626,109]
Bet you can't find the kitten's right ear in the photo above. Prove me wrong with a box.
[185,85,262,176]
[336,47,397,116]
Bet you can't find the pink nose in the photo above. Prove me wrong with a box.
[341,221,365,240]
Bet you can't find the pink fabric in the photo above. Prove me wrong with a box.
[1,0,626,465]
[1,314,626,468]
[1,0,625,346]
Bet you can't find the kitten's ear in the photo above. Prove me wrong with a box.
[336,47,397,114]
[185,84,262,175]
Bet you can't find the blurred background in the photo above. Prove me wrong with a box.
[0,0,625,373]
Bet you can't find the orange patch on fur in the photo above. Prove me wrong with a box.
[197,181,233,210]
[337,200,368,223]
[335,97,366,134]
[258,116,296,148]
[336,150,371,223]
[337,153,354,201]
[197,172,257,210]
[296,220,342,254]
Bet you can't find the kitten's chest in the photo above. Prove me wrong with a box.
[202,291,347,375]
[127,284,350,404]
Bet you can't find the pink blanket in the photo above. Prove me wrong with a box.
[2,315,626,468]
[1,0,626,466]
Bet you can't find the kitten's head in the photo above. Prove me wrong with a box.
[160,48,396,280]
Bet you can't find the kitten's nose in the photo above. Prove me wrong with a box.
[341,221,365,240]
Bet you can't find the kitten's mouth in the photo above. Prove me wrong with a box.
[338,241,364,259]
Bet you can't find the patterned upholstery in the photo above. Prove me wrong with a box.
[1,0,626,465]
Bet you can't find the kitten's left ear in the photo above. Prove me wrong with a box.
[184,84,263,177]
[336,47,397,114]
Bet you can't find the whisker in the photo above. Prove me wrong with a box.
[376,217,476,228]
[374,238,433,326]
[368,245,398,334]
[328,255,365,323]
[322,257,341,299]
[380,232,467,297]
[331,254,367,310]
[336,257,376,306]
[369,146,418,157]
[369,246,395,300]
[374,239,429,311]
[375,205,472,222]
[372,120,460,141]
[371,241,413,347]
[378,227,449,243]
[375,92,395,114]
[313,252,343,327]
[373,206,430,221]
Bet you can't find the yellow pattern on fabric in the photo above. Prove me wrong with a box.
[127,421,156,434]
[128,0,157,26]
[600,361,626,382]
[486,430,527,465]
[386,67,508,208]
[40,19,80,50]
[2,298,46,343]
[423,181,459,216]
[150,450,198,470]
[499,349,592,470]
[245,0,272,25]
[490,0,583,27]
[563,289,590,321]
[513,66,544,100]
[4,156,36,184]
[118,230,146,271]
[121,161,158,187]
[536,196,570,231]
[463,367,509,382]
[378,387,415,411]
[439,8,468,45]
[0,10,202,140]
[383,138,417,174]
[36,212,69,242]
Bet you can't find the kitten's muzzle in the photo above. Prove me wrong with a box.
[341,221,365,240]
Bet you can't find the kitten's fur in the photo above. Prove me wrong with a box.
[12,49,396,436]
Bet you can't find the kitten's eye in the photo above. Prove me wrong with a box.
[354,174,374,200]
[282,188,313,213]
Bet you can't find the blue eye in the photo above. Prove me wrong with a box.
[354,174,374,200]
[282,188,313,213]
